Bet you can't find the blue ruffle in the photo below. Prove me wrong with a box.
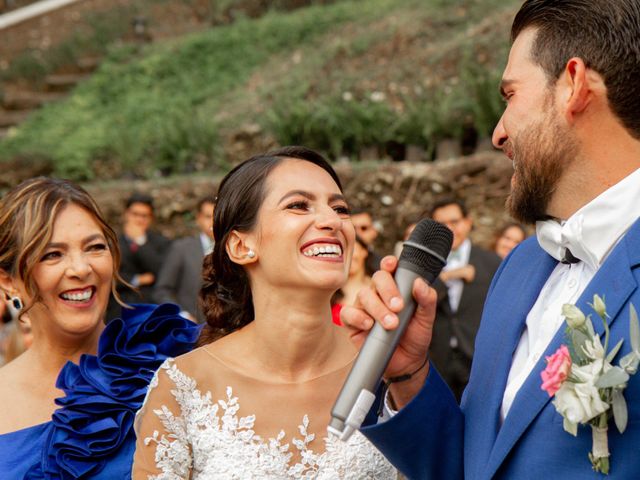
[25,304,201,479]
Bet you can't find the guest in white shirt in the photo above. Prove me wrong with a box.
[428,198,501,401]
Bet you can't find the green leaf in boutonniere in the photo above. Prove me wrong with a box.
[568,328,590,364]
[585,313,596,338]
[630,304,639,353]
[611,389,628,434]
[595,366,629,389]
[619,305,640,375]
[606,339,624,364]
[562,304,595,364]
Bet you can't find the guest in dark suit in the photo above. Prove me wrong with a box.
[107,193,170,321]
[154,197,215,323]
[428,198,501,400]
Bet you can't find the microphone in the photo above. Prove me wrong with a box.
[328,218,453,441]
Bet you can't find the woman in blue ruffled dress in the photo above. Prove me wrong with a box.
[0,178,199,479]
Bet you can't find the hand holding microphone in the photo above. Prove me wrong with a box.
[329,219,453,441]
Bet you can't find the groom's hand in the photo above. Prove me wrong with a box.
[340,255,438,408]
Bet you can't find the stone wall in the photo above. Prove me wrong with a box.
[84,151,524,254]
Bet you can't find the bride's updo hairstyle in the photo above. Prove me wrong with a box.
[199,146,343,345]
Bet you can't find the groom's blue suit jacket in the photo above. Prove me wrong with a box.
[362,217,640,479]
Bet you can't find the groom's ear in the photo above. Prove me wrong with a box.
[559,57,601,124]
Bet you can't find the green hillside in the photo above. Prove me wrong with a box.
[0,0,521,181]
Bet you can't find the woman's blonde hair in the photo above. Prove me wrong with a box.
[0,177,126,310]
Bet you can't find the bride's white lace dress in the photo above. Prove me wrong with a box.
[133,347,397,479]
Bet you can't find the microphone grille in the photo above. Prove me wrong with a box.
[399,219,453,281]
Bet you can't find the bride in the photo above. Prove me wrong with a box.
[132,147,397,479]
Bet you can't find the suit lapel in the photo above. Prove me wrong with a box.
[463,242,556,478]
[484,222,640,479]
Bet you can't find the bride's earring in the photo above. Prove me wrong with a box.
[10,295,23,311]
[246,249,256,259]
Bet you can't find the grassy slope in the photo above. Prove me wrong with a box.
[0,0,521,180]
[243,0,519,157]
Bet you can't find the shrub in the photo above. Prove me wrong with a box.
[0,0,517,178]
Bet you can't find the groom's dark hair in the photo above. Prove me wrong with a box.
[512,0,640,139]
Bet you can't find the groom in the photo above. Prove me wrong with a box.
[344,1,640,478]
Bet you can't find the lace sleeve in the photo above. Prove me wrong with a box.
[132,359,193,480]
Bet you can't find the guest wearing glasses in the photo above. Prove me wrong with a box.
[107,193,170,321]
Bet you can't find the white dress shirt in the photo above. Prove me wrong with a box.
[501,167,640,420]
[443,238,472,313]
[199,233,214,256]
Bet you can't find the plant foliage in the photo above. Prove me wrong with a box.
[0,0,519,180]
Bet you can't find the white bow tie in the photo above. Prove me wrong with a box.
[536,216,597,268]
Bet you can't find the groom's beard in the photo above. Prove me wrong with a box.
[506,109,578,224]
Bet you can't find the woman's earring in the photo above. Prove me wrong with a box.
[246,249,256,259]
[11,296,23,311]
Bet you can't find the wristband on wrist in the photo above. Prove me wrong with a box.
[377,355,429,416]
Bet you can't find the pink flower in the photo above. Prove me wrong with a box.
[541,345,572,397]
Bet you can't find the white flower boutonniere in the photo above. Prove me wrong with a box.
[540,295,640,475]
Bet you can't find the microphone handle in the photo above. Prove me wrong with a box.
[328,266,425,440]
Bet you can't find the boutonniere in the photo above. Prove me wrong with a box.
[540,295,640,475]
